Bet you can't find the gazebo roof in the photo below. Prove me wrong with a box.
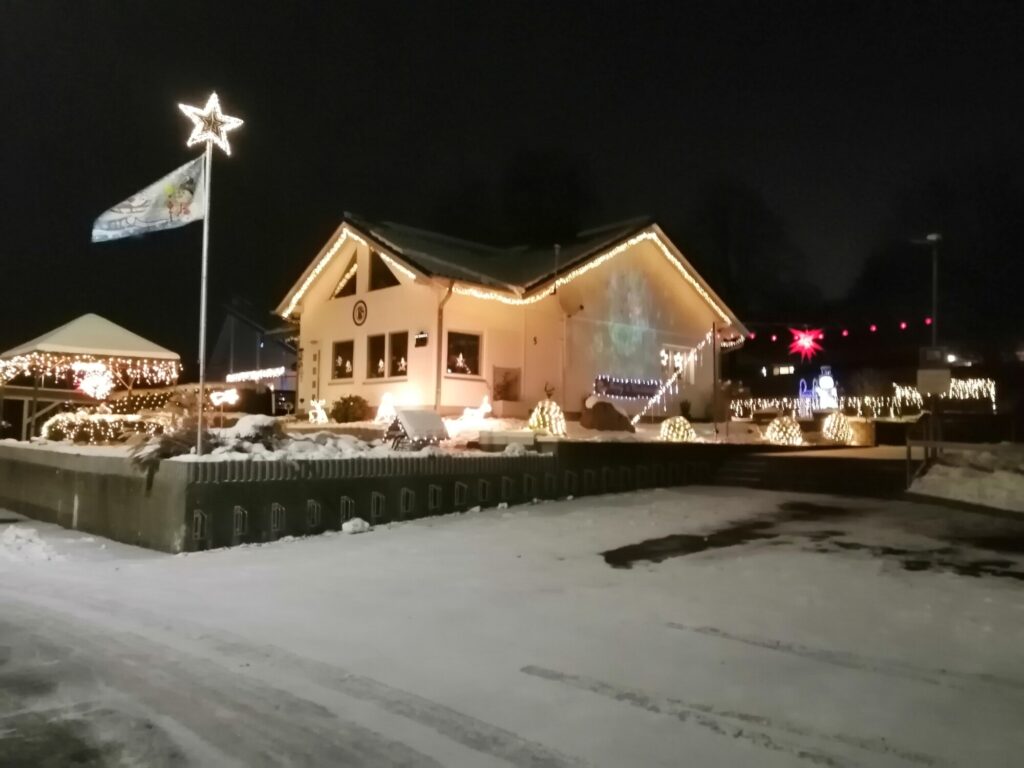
[1,313,179,361]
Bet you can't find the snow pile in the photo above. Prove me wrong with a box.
[221,414,279,440]
[503,441,529,456]
[912,445,1024,512]
[0,525,64,562]
[341,517,371,534]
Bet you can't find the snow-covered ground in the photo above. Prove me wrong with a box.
[912,445,1024,513]
[3,487,1024,766]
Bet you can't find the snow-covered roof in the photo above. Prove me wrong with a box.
[0,313,180,361]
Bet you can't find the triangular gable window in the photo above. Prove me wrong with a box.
[369,250,401,291]
[332,255,358,298]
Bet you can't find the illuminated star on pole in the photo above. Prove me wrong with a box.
[788,328,824,361]
[178,92,243,155]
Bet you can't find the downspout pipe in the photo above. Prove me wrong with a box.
[434,280,455,410]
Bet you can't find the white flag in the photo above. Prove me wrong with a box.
[92,156,206,243]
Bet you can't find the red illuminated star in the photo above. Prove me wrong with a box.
[789,328,823,361]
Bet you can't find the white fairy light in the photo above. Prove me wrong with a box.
[822,412,854,444]
[225,366,286,383]
[210,388,240,407]
[332,262,358,296]
[450,231,734,326]
[308,399,328,424]
[178,92,243,156]
[660,416,697,443]
[528,399,567,437]
[72,361,115,400]
[281,227,740,330]
[281,226,369,318]
[765,415,803,446]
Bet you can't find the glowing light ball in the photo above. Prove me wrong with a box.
[528,399,567,437]
[659,416,697,443]
[765,415,803,446]
[72,361,115,400]
[822,412,854,445]
[788,329,823,361]
[374,393,397,424]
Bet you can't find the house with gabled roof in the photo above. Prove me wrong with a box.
[275,214,747,419]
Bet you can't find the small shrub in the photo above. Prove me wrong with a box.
[330,395,372,423]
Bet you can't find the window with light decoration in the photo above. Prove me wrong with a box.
[367,334,386,379]
[389,331,409,377]
[369,250,400,291]
[446,332,480,376]
[332,340,354,380]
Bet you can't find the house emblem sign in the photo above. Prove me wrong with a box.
[353,300,367,326]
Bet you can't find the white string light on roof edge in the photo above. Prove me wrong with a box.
[281,227,369,318]
[282,228,739,328]
[450,231,734,326]
[1,353,180,386]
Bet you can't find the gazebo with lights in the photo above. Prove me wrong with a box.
[0,313,181,439]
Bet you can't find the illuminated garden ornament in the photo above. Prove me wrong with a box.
[178,92,243,155]
[789,328,824,361]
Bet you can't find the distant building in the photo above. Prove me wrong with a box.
[208,301,296,395]
[275,215,747,417]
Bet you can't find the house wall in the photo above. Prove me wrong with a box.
[537,237,724,417]
[297,240,438,411]
[293,230,732,419]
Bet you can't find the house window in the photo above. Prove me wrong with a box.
[447,331,481,376]
[369,250,400,291]
[332,340,354,380]
[389,332,409,377]
[333,255,358,298]
[367,334,386,378]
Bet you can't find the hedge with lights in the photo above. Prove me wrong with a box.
[822,412,854,445]
[41,412,169,445]
[659,416,697,443]
[528,399,567,437]
[765,415,803,446]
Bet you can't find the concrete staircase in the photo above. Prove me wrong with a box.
[714,456,770,488]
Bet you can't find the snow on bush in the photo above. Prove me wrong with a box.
[223,414,280,440]
[342,518,371,534]
[0,525,64,562]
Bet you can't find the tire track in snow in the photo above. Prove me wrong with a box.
[667,622,1024,693]
[521,665,857,768]
[0,585,585,768]
[1,607,442,768]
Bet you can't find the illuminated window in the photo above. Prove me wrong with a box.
[332,340,354,380]
[369,250,400,291]
[367,335,386,379]
[389,332,409,377]
[446,332,480,375]
[772,365,795,376]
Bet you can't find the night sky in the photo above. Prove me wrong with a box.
[3,1,1022,373]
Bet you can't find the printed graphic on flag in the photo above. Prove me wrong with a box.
[92,156,206,243]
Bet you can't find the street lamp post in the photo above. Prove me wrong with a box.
[912,232,942,348]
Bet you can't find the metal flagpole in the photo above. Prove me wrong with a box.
[178,92,242,455]
[196,140,213,455]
